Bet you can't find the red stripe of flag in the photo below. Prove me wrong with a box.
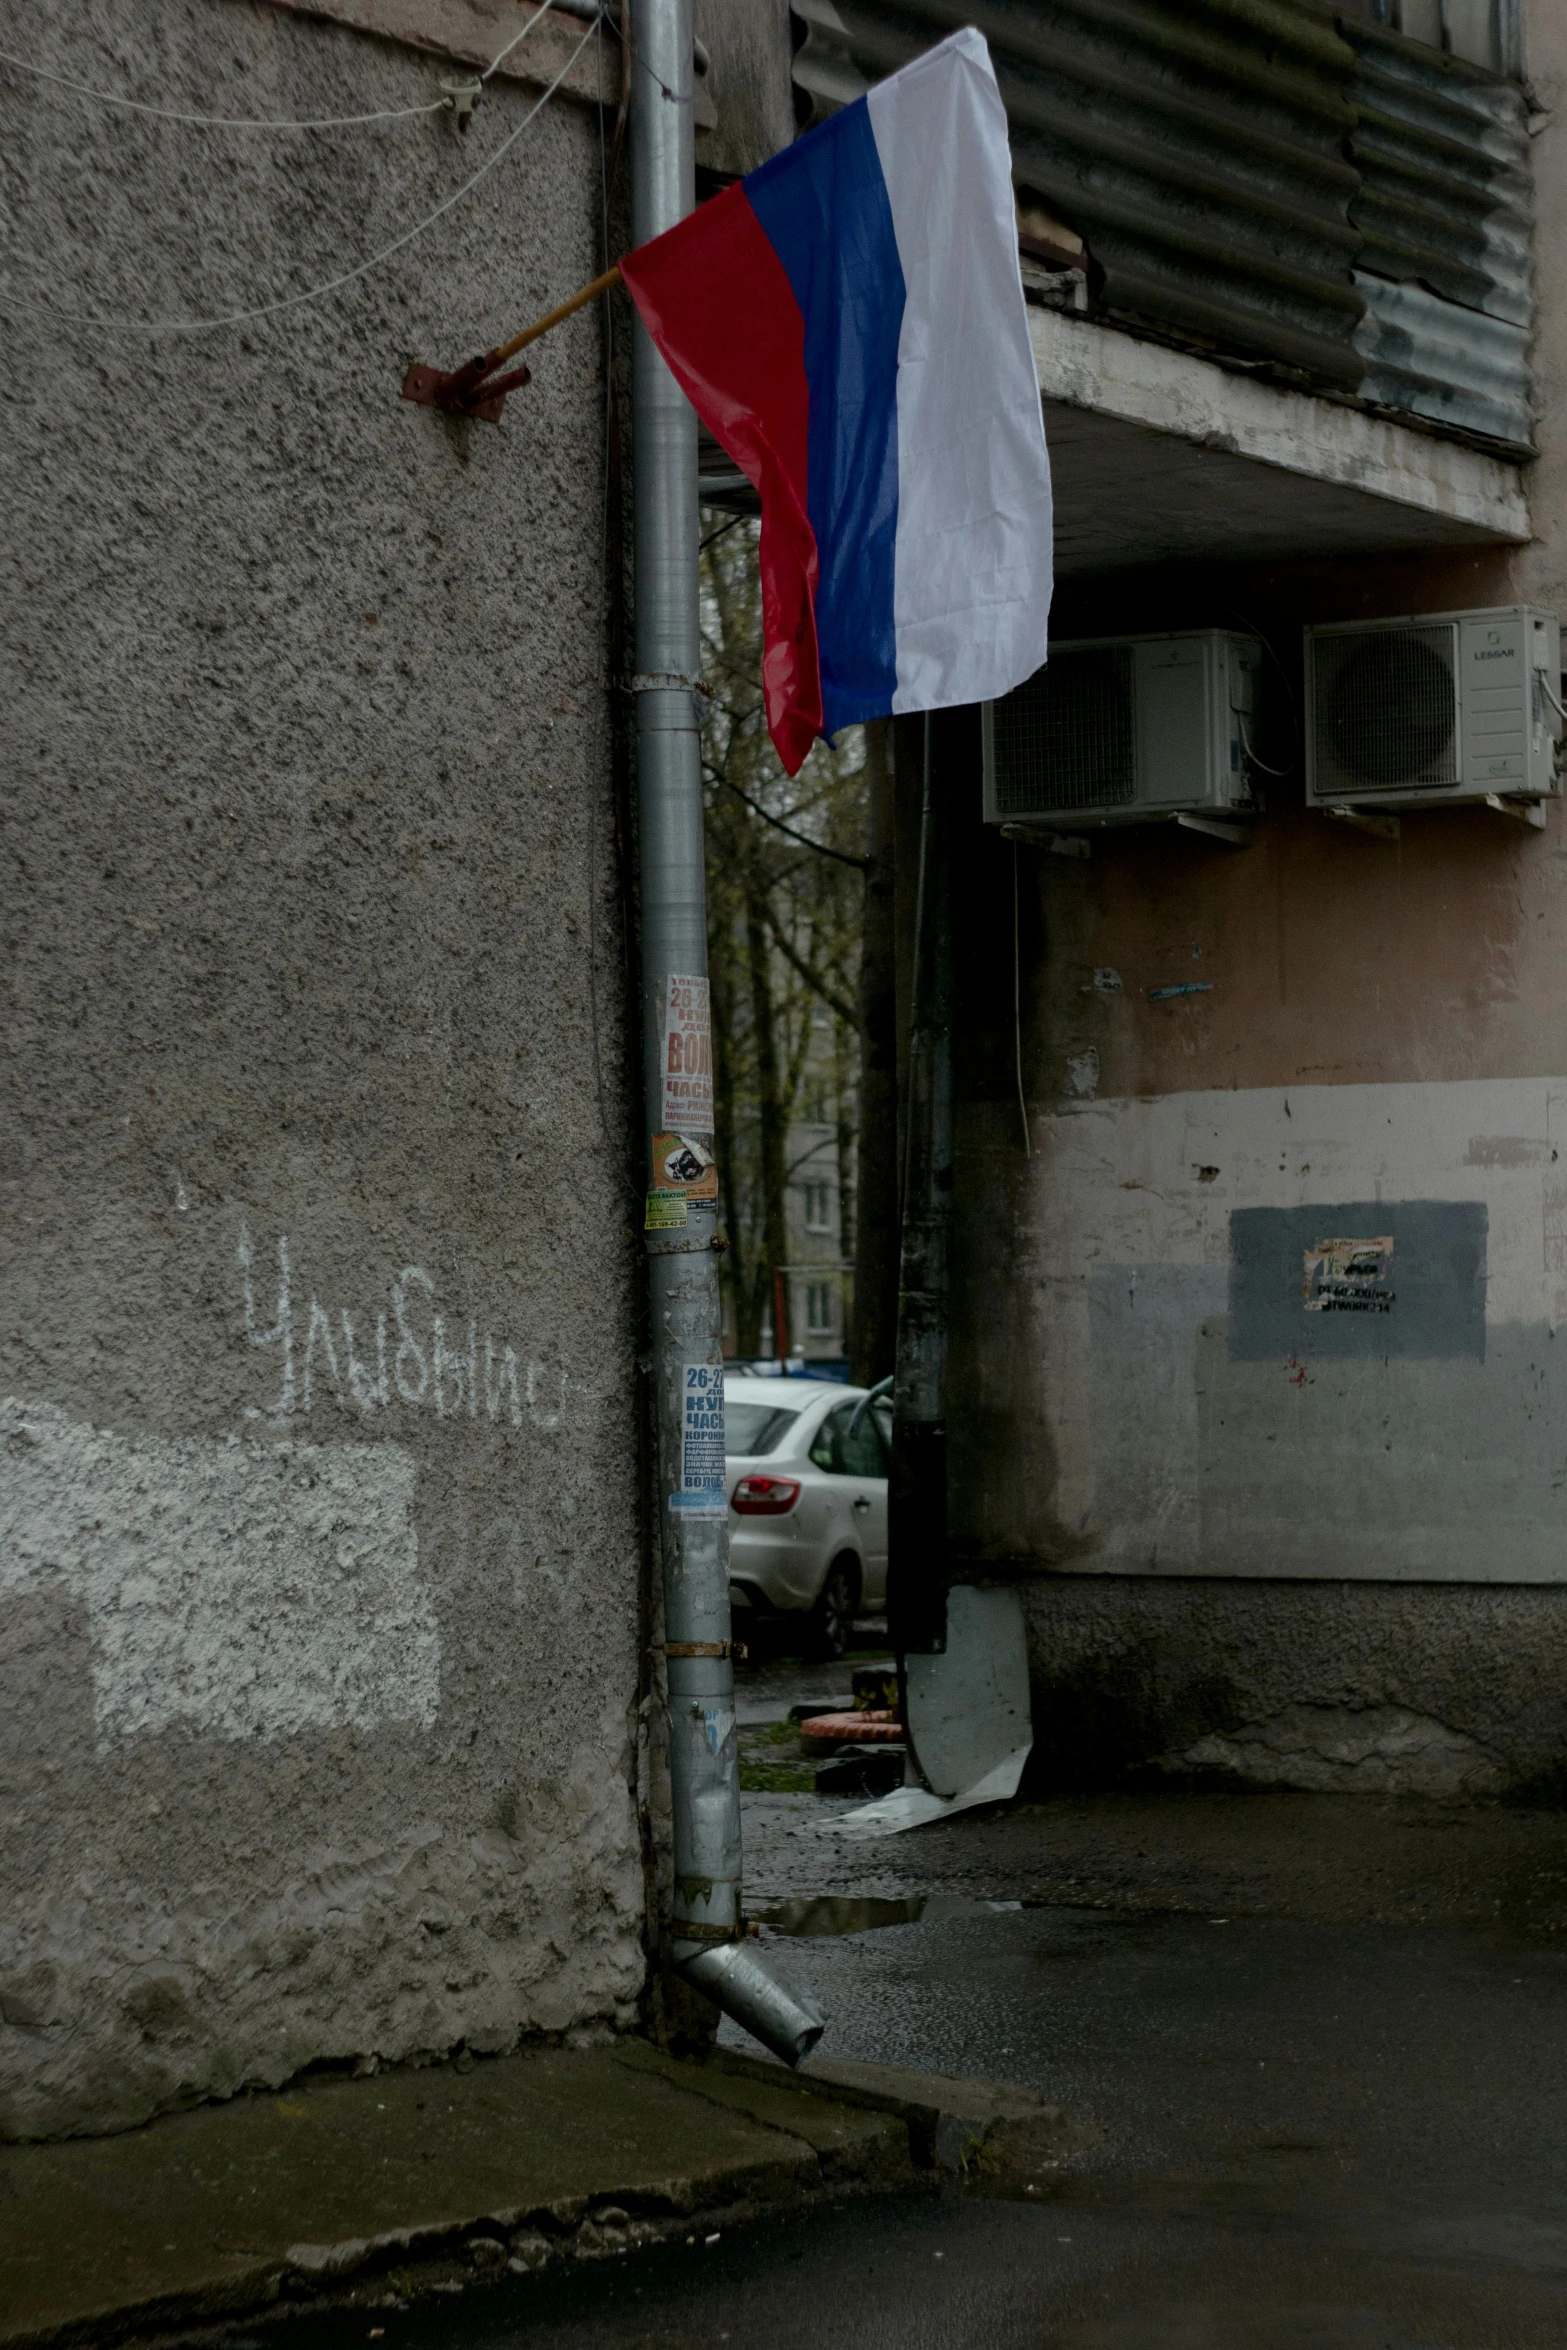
[620,184,823,775]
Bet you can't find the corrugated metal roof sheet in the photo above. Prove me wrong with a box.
[1344,19,1533,447]
[790,0,1535,455]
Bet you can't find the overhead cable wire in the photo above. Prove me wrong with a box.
[0,0,570,131]
[0,18,598,337]
[479,0,560,82]
[0,47,447,126]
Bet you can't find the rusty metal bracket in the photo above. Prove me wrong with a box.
[659,1641,732,1658]
[1485,792,1549,829]
[1324,803,1401,841]
[1175,812,1251,847]
[401,261,621,427]
[645,1232,729,1257]
[401,359,532,425]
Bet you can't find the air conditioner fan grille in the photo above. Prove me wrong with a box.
[991,646,1136,814]
[1313,624,1458,793]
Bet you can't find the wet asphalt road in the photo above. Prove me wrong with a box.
[269,1821,1567,2348]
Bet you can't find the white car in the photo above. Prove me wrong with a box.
[723,1373,890,1657]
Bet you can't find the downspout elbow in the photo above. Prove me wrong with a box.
[674,1939,825,2066]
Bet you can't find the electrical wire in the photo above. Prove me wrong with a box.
[0,1,573,129]
[635,48,693,105]
[1540,672,1566,722]
[1239,712,1291,778]
[1222,607,1302,766]
[480,0,559,82]
[0,42,447,126]
[0,19,598,337]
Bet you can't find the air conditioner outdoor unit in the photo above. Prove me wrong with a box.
[982,630,1262,833]
[1305,605,1562,813]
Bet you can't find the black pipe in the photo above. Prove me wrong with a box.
[887,714,953,1658]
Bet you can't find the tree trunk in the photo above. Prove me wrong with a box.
[851,720,899,1385]
[745,878,791,1357]
[708,927,755,1357]
[833,1011,855,1355]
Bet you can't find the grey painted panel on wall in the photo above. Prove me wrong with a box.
[1229,1202,1487,1362]
[1197,1321,1567,1581]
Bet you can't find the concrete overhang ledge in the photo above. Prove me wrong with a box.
[1032,309,1530,576]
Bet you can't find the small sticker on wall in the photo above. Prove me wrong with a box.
[670,1361,726,1516]
[662,976,714,1134]
[1302,1236,1394,1315]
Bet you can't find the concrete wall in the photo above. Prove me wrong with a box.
[944,1,1567,1796]
[0,0,645,2140]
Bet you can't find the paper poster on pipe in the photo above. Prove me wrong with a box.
[669,1360,727,1518]
[662,975,715,1135]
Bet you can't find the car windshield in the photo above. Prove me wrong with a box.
[725,1402,799,1458]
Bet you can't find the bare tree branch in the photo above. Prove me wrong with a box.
[762,900,862,1035]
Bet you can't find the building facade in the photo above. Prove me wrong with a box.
[802,0,1567,1795]
[0,0,793,2144]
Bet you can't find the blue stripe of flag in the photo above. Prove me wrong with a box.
[745,100,906,737]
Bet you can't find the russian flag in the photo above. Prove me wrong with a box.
[620,27,1053,777]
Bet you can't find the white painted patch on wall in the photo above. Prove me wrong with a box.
[0,1398,438,1746]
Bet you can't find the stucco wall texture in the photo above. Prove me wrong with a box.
[1,1,646,2140]
[943,5,1567,1798]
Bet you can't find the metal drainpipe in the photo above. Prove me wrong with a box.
[628,0,825,2066]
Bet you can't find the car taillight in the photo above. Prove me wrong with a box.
[731,1475,801,1517]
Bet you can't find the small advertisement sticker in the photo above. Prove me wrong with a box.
[645,1191,687,1231]
[650,1130,718,1204]
[1302,1236,1395,1315]
[662,975,714,1135]
[670,1360,727,1518]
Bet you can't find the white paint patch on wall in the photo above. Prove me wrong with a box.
[0,1398,438,1745]
[1023,1075,1567,1581]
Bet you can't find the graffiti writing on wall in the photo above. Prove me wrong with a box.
[238,1226,553,1430]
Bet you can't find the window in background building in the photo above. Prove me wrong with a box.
[804,1079,830,1123]
[806,1283,834,1335]
[804,1181,832,1233]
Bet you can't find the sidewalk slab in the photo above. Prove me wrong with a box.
[0,2040,917,2348]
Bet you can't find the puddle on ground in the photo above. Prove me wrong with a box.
[751,1893,1023,1937]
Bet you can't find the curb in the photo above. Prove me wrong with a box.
[0,2042,927,2350]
